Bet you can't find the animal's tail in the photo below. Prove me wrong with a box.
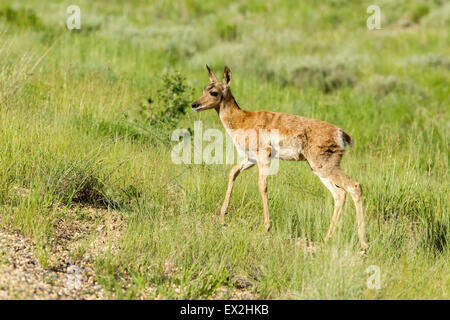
[341,130,353,147]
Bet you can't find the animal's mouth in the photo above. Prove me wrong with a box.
[192,106,204,112]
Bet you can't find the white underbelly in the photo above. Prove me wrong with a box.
[225,126,304,162]
[234,141,303,162]
[276,146,303,161]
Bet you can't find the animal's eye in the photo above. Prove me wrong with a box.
[210,91,218,97]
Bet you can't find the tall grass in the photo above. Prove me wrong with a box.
[0,0,448,299]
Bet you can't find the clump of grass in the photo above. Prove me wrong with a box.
[0,161,16,204]
[0,6,44,29]
[396,2,430,27]
[0,0,448,300]
[421,2,450,27]
[290,63,357,93]
[44,156,111,207]
[215,18,239,41]
[259,54,361,93]
[0,38,49,105]
[158,26,210,62]
[355,75,426,99]
[0,6,59,43]
[421,219,448,254]
[409,2,430,24]
[373,187,434,221]
[402,54,450,69]
[41,152,139,209]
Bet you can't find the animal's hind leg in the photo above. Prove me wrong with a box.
[321,168,368,250]
[318,176,346,242]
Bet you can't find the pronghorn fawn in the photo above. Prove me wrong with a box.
[192,65,368,251]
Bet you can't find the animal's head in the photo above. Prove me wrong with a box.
[191,65,232,112]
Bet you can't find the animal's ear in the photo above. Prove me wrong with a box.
[206,64,218,83]
[222,66,232,86]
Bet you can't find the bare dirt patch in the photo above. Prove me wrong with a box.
[0,205,125,299]
[0,228,104,299]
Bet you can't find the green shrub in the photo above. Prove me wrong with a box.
[402,54,450,69]
[0,6,44,29]
[291,63,357,93]
[215,19,239,41]
[0,6,59,43]
[422,2,450,27]
[410,3,430,23]
[355,75,427,99]
[128,72,193,129]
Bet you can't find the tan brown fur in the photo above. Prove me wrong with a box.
[192,65,368,250]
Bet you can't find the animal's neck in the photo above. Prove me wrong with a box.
[216,90,245,129]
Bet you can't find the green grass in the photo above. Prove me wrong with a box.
[0,0,448,299]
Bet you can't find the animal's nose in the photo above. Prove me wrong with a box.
[192,102,199,108]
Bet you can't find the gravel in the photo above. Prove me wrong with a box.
[0,203,121,300]
[0,228,106,299]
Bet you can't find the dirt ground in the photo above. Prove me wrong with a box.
[0,206,122,299]
[0,206,259,300]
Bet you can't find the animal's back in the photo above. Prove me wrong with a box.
[243,110,351,151]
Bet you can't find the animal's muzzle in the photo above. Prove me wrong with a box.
[192,102,203,111]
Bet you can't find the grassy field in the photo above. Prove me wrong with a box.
[0,0,448,299]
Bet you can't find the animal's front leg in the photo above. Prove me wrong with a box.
[220,158,255,224]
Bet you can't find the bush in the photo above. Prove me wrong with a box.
[410,3,430,24]
[0,6,44,29]
[0,6,59,44]
[291,63,357,93]
[402,54,450,69]
[215,19,239,41]
[127,72,193,128]
[355,75,427,99]
[257,53,361,93]
[421,2,450,27]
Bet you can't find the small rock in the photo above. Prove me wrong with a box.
[231,275,253,289]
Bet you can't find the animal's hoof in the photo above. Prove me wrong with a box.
[358,247,368,256]
[264,221,272,232]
